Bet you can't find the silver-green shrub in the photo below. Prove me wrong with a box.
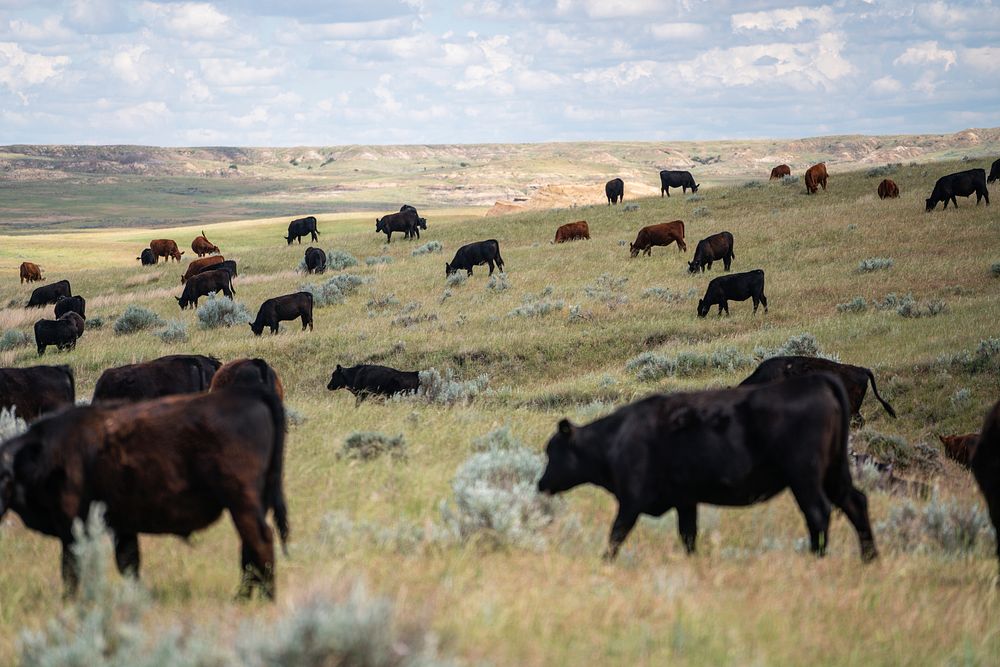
[857,257,894,273]
[416,368,488,406]
[836,297,868,313]
[0,407,26,443]
[196,295,251,329]
[156,320,187,343]
[412,241,443,256]
[486,274,509,291]
[340,432,406,461]
[326,249,359,271]
[0,329,30,351]
[365,255,393,266]
[445,272,467,287]
[113,305,162,335]
[876,492,993,555]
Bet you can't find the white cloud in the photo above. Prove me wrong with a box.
[869,76,902,95]
[66,0,133,34]
[200,58,281,86]
[140,2,232,40]
[649,22,708,40]
[731,6,835,32]
[6,16,75,43]
[112,100,170,128]
[110,45,151,85]
[894,41,957,70]
[963,46,1000,72]
[308,16,414,40]
[557,0,663,19]
[0,42,69,99]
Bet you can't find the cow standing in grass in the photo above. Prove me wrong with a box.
[182,255,225,283]
[630,221,686,257]
[285,216,320,244]
[191,231,220,257]
[925,169,989,211]
[697,269,767,317]
[770,165,791,180]
[54,295,86,319]
[805,163,828,194]
[688,232,734,273]
[555,221,590,243]
[304,247,326,274]
[605,178,624,205]
[446,240,505,277]
[175,269,234,309]
[210,358,285,400]
[137,249,157,266]
[19,262,43,284]
[0,365,75,421]
[93,354,221,402]
[659,170,699,197]
[327,363,420,406]
[250,292,314,335]
[150,239,184,262]
[27,280,71,308]
[33,317,80,355]
[878,179,899,199]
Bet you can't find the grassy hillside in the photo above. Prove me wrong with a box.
[0,160,999,664]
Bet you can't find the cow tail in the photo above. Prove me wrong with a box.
[866,369,897,418]
[260,388,289,555]
[678,220,685,239]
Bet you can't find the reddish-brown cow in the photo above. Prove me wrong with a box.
[210,358,285,401]
[805,163,828,194]
[554,221,590,243]
[769,164,791,180]
[877,179,899,199]
[191,231,220,257]
[630,220,686,257]
[150,239,184,263]
[19,262,43,284]
[940,433,978,467]
[181,255,225,283]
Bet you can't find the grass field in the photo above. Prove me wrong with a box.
[1,159,999,665]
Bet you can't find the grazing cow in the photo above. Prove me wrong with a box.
[249,292,314,335]
[376,208,421,243]
[191,231,220,257]
[659,170,699,197]
[925,169,990,211]
[59,312,85,339]
[285,216,320,245]
[327,363,420,406]
[697,269,767,317]
[877,179,899,199]
[400,205,427,238]
[175,268,234,309]
[182,255,226,283]
[150,239,184,263]
[688,231,735,273]
[740,356,896,421]
[189,259,238,282]
[606,178,624,205]
[971,399,1000,578]
[805,163,828,194]
[629,221,686,257]
[19,262,42,284]
[33,317,80,355]
[0,365,75,421]
[445,239,505,277]
[26,280,71,308]
[989,158,1000,185]
[210,358,285,401]
[54,295,86,320]
[0,387,289,599]
[93,354,221,403]
[137,248,157,266]
[939,433,978,468]
[304,247,326,274]
[769,165,791,180]
[537,374,877,562]
[554,221,591,243]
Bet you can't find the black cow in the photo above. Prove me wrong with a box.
[376,208,421,243]
[659,170,699,197]
[137,248,156,266]
[0,387,288,599]
[740,356,896,421]
[0,365,75,421]
[697,269,767,317]
[606,178,624,205]
[446,239,505,277]
[925,168,990,211]
[175,268,234,309]
[285,216,320,245]
[988,158,1000,185]
[537,374,877,562]
[304,247,326,274]
[93,354,221,403]
[59,312,85,339]
[192,259,237,281]
[972,399,1000,579]
[688,232,735,273]
[401,205,428,239]
[26,280,71,308]
[327,363,420,406]
[250,292,314,335]
[54,295,86,320]
[33,317,79,355]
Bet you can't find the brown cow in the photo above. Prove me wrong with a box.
[805,163,828,194]
[940,433,978,467]
[630,221,686,257]
[181,255,225,283]
[191,231,220,257]
[877,179,899,200]
[150,239,184,263]
[769,164,791,180]
[210,358,285,401]
[19,262,43,284]
[555,221,590,243]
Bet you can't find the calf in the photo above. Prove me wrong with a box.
[137,248,157,266]
[93,354,221,402]
[740,356,896,421]
[327,363,420,406]
[285,216,319,245]
[554,221,590,243]
[59,312,85,339]
[805,162,828,194]
[925,168,989,211]
[210,358,285,400]
[33,317,80,355]
[304,247,326,274]
[19,262,42,283]
[446,240,505,277]
[971,400,1000,579]
[538,374,877,562]
[630,220,686,257]
[175,268,234,309]
[697,269,767,317]
[989,158,1000,185]
[687,231,734,273]
[659,170,699,197]
[150,239,184,262]
[877,179,899,199]
[769,164,791,180]
[376,208,420,243]
[54,295,86,319]
[26,279,71,308]
[191,231,220,257]
[0,387,288,599]
[249,292,314,335]
[0,365,75,421]
[939,433,978,468]
[605,178,624,205]
[181,255,225,283]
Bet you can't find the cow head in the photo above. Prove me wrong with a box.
[375,218,386,233]
[445,262,455,276]
[537,419,591,495]
[285,234,294,245]
[924,198,936,212]
[692,183,700,193]
[629,243,640,258]
[327,365,349,391]
[687,260,701,274]
[248,320,264,336]
[175,296,190,310]
[697,299,710,317]
[417,217,427,230]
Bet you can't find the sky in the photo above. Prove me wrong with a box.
[0,0,998,146]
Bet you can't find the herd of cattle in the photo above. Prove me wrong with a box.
[2,160,999,600]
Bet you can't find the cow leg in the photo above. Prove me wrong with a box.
[677,504,698,554]
[829,486,878,562]
[603,504,641,561]
[790,484,832,556]
[466,268,473,276]
[231,506,275,601]
[752,297,760,315]
[761,294,768,313]
[114,533,141,577]
[354,391,368,407]
[487,259,495,275]
[37,343,45,356]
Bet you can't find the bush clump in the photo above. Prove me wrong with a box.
[416,367,489,406]
[584,274,628,307]
[196,295,252,329]
[623,203,640,212]
[857,257,894,273]
[626,348,752,381]
[86,316,104,330]
[836,296,868,313]
[366,294,399,311]
[326,249,359,271]
[742,180,764,189]
[691,206,709,218]
[445,272,467,287]
[855,429,941,474]
[874,293,946,318]
[301,274,369,307]
[156,320,188,343]
[365,255,393,266]
[641,287,696,303]
[113,305,162,335]
[0,329,30,351]
[865,163,900,178]
[486,274,510,291]
[412,241,443,256]
[941,338,1000,374]
[753,332,835,361]
[509,286,563,318]
[877,492,993,555]
[782,174,799,185]
[0,406,26,443]
[340,432,406,461]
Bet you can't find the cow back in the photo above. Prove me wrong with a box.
[0,365,75,421]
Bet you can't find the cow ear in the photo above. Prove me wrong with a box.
[174,296,181,302]
[558,418,574,437]
[336,364,342,371]
[938,434,947,445]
